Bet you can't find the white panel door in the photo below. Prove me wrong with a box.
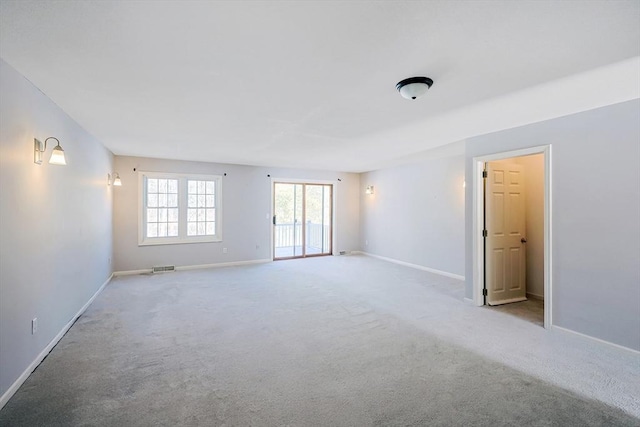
[486,161,527,305]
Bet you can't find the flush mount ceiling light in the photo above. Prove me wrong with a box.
[396,77,434,100]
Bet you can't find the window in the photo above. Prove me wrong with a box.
[187,180,216,236]
[146,178,179,238]
[138,172,222,245]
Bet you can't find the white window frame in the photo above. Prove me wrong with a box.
[138,171,223,246]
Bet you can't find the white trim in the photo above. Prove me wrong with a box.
[270,178,338,260]
[0,273,113,410]
[137,238,222,247]
[544,145,553,329]
[463,297,475,305]
[113,259,272,276]
[552,325,640,355]
[175,259,271,271]
[472,145,552,330]
[526,292,544,301]
[472,159,484,307]
[113,268,153,277]
[360,252,465,281]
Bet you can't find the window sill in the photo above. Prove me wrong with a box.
[138,237,222,247]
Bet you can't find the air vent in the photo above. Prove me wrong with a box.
[152,265,175,273]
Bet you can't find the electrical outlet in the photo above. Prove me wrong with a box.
[32,318,38,334]
[223,247,228,254]
[365,240,369,246]
[255,244,260,250]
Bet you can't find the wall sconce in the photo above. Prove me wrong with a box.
[108,173,122,186]
[365,185,374,195]
[34,137,66,165]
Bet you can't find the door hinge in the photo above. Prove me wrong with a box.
[482,229,488,237]
[482,170,488,178]
[482,288,488,296]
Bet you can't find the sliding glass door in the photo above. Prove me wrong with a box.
[273,182,332,259]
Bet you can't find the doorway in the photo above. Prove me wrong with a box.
[472,146,552,328]
[273,182,333,260]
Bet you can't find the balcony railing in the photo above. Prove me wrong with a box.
[274,221,330,256]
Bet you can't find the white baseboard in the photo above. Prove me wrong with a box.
[359,252,465,281]
[113,258,272,276]
[552,325,640,355]
[176,259,271,271]
[526,292,544,301]
[113,268,152,277]
[0,273,113,410]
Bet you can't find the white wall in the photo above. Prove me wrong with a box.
[359,152,465,277]
[113,156,360,272]
[0,59,114,400]
[515,154,545,299]
[465,99,640,350]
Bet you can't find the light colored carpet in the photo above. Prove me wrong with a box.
[487,299,544,327]
[1,255,638,426]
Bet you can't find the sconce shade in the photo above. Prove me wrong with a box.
[49,144,66,165]
[396,77,434,100]
[113,173,122,186]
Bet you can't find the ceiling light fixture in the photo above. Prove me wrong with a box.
[396,77,434,100]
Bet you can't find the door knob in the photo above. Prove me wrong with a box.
[521,238,527,243]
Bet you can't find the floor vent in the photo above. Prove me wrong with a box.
[339,251,347,255]
[152,265,176,273]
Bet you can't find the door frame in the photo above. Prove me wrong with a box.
[270,178,337,260]
[472,145,552,329]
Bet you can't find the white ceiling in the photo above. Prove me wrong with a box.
[1,1,639,172]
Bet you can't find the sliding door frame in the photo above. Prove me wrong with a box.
[271,178,337,260]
